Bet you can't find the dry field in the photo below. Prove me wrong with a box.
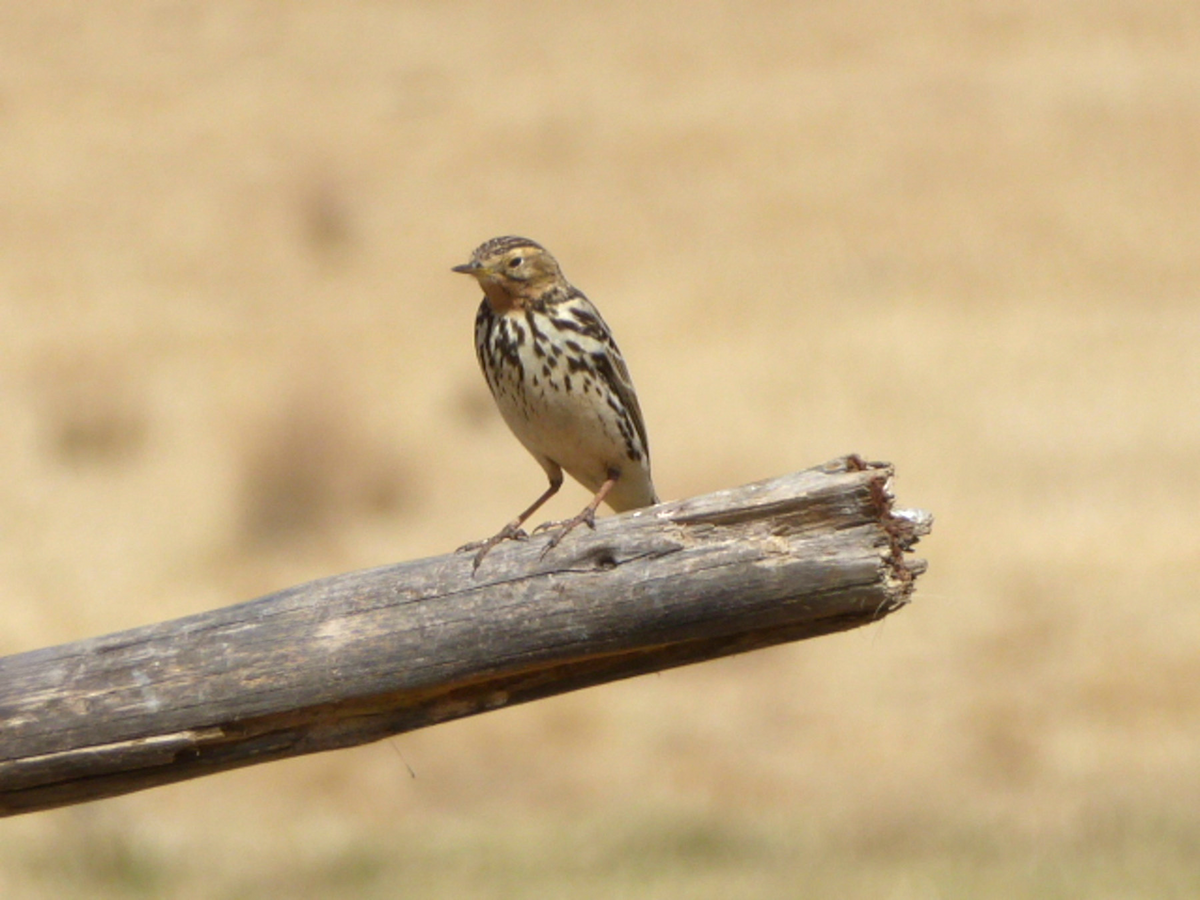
[2,2,1199,897]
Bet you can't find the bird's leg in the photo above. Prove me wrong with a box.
[539,470,619,559]
[459,474,563,571]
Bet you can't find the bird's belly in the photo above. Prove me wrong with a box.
[496,378,620,480]
[490,368,653,508]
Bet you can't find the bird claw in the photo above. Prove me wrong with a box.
[457,525,529,572]
[531,511,597,535]
[537,509,598,560]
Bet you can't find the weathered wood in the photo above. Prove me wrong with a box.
[0,456,930,817]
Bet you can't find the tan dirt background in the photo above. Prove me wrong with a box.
[2,2,1198,897]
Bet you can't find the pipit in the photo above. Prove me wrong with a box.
[454,236,659,569]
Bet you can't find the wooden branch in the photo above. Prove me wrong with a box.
[0,456,931,817]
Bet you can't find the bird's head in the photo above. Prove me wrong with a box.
[453,236,565,311]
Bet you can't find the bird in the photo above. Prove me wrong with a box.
[453,236,659,569]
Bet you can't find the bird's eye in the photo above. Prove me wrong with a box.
[508,256,523,268]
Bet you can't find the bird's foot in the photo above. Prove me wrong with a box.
[538,507,598,559]
[529,514,596,535]
[457,523,529,572]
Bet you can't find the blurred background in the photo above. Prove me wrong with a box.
[1,2,1198,897]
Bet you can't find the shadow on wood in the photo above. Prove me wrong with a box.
[0,456,931,817]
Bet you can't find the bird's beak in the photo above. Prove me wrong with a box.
[452,261,482,276]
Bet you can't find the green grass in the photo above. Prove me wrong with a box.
[6,811,1199,900]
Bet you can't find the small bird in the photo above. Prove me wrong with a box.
[453,236,659,568]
